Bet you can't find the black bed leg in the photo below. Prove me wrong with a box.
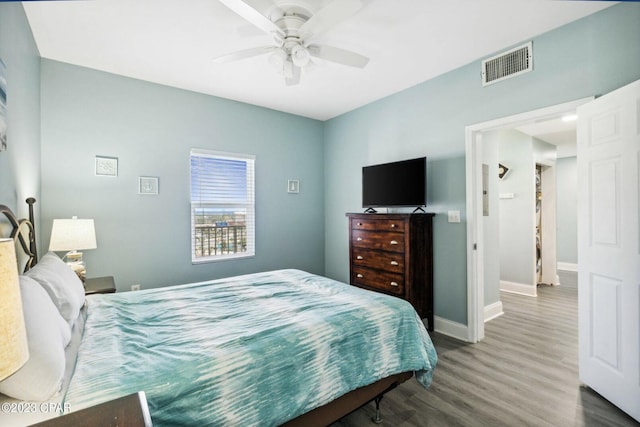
[372,395,383,424]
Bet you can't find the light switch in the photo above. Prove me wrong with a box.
[287,180,299,193]
[448,210,461,223]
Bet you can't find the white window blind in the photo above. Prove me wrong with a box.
[190,149,255,263]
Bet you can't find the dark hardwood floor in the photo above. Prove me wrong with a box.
[333,272,638,426]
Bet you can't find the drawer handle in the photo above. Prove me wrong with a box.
[390,260,399,266]
[357,237,363,241]
[390,281,399,287]
[357,222,363,226]
[357,274,364,278]
[356,255,364,260]
[390,240,398,245]
[391,224,396,228]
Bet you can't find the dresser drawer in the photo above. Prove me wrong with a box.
[352,248,404,274]
[351,218,404,232]
[351,267,404,296]
[351,230,405,253]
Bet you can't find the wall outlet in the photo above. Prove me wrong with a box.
[131,284,141,291]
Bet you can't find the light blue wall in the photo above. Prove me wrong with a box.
[0,4,40,231]
[556,156,578,264]
[483,130,556,304]
[40,60,325,291]
[323,3,640,325]
[8,3,640,325]
[498,132,556,287]
[498,130,535,287]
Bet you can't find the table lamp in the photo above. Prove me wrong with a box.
[49,217,97,281]
[0,238,29,381]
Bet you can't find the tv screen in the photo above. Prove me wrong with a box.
[362,157,426,208]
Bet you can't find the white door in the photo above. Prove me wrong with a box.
[577,79,640,422]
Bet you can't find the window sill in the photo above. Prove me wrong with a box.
[191,253,255,264]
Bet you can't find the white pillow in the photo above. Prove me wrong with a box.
[26,252,85,327]
[0,276,71,401]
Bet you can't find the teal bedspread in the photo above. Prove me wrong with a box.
[64,269,437,426]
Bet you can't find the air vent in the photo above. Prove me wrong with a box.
[482,42,533,86]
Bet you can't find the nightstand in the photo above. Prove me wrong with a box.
[30,391,152,427]
[84,276,116,295]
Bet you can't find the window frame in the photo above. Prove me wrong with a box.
[190,148,256,264]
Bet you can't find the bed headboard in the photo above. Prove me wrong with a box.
[0,197,38,273]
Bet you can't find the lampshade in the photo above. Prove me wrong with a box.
[0,238,29,381]
[49,218,97,252]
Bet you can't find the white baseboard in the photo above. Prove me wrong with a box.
[557,262,578,272]
[434,316,470,342]
[500,280,537,297]
[484,301,504,322]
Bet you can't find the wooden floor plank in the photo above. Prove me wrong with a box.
[332,274,639,426]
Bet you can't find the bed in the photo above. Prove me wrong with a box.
[0,199,437,426]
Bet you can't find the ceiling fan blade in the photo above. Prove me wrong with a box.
[218,0,284,37]
[308,45,369,68]
[213,46,276,63]
[299,0,363,40]
[285,64,301,86]
[244,0,283,19]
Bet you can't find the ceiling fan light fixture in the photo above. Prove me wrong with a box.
[216,0,369,85]
[283,58,295,79]
[291,44,310,67]
[268,48,287,74]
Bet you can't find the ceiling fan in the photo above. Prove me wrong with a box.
[214,0,370,85]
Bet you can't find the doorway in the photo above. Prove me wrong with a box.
[464,97,592,343]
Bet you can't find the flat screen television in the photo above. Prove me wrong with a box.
[362,157,426,209]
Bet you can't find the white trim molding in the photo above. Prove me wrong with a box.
[484,301,504,322]
[557,262,578,272]
[434,316,470,342]
[500,280,537,297]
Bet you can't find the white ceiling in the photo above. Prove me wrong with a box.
[23,0,614,121]
[516,115,577,146]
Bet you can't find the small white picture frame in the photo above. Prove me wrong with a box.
[95,156,118,176]
[139,176,159,195]
[287,180,299,194]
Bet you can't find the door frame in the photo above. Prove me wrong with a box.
[538,161,559,287]
[464,97,593,343]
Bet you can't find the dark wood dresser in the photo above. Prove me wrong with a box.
[346,213,434,330]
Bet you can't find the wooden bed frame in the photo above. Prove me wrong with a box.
[283,371,412,426]
[1,198,413,426]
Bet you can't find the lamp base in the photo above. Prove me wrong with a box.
[63,251,86,282]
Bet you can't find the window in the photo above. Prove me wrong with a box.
[190,149,255,263]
